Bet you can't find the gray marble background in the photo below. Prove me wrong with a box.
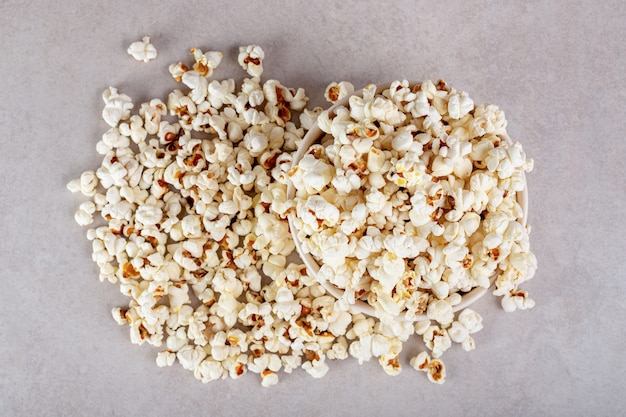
[1,1,624,416]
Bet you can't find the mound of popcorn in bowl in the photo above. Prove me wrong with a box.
[287,80,537,323]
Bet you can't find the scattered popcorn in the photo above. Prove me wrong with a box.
[457,308,483,333]
[127,36,158,63]
[501,289,536,312]
[190,47,222,77]
[261,370,279,387]
[74,201,96,226]
[156,350,176,367]
[423,325,452,358]
[70,45,536,387]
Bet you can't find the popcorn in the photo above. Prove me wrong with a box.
[156,350,176,367]
[182,71,209,104]
[324,81,355,103]
[457,308,483,333]
[261,370,279,387]
[446,90,474,120]
[426,358,446,384]
[81,177,104,201]
[379,355,402,376]
[135,203,163,226]
[102,87,133,127]
[501,290,535,312]
[190,48,223,78]
[409,351,431,372]
[238,45,265,77]
[370,251,406,293]
[447,321,469,343]
[74,201,96,226]
[194,358,225,382]
[71,47,536,387]
[301,353,329,378]
[176,345,207,370]
[423,325,451,358]
[127,36,157,63]
[461,336,476,352]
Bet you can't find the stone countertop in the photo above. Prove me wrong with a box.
[1,1,624,416]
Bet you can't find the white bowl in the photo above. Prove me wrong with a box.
[287,82,528,321]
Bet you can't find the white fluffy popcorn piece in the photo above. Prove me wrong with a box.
[302,352,330,378]
[291,153,334,194]
[74,201,96,226]
[370,96,405,126]
[127,36,157,63]
[135,203,163,226]
[324,81,355,103]
[190,47,223,78]
[176,345,207,371]
[261,370,279,387]
[181,71,209,104]
[426,299,454,326]
[447,90,474,119]
[194,358,226,382]
[66,178,82,194]
[461,336,476,352]
[426,358,446,384]
[102,87,133,127]
[238,45,265,77]
[369,251,405,293]
[379,354,402,376]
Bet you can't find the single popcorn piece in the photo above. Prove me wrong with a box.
[67,170,99,196]
[190,47,223,77]
[426,300,454,326]
[111,307,128,325]
[238,45,265,77]
[127,36,157,63]
[410,351,431,372]
[102,87,133,127]
[325,81,355,104]
[423,325,452,358]
[447,90,474,119]
[74,201,96,226]
[427,358,446,384]
[261,370,279,387]
[156,350,176,367]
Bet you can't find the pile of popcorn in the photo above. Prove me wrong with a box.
[68,39,537,386]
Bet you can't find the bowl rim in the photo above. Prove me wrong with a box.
[287,81,528,321]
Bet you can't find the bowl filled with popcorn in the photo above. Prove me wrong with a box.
[287,80,536,322]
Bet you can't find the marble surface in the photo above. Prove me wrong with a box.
[1,1,625,415]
